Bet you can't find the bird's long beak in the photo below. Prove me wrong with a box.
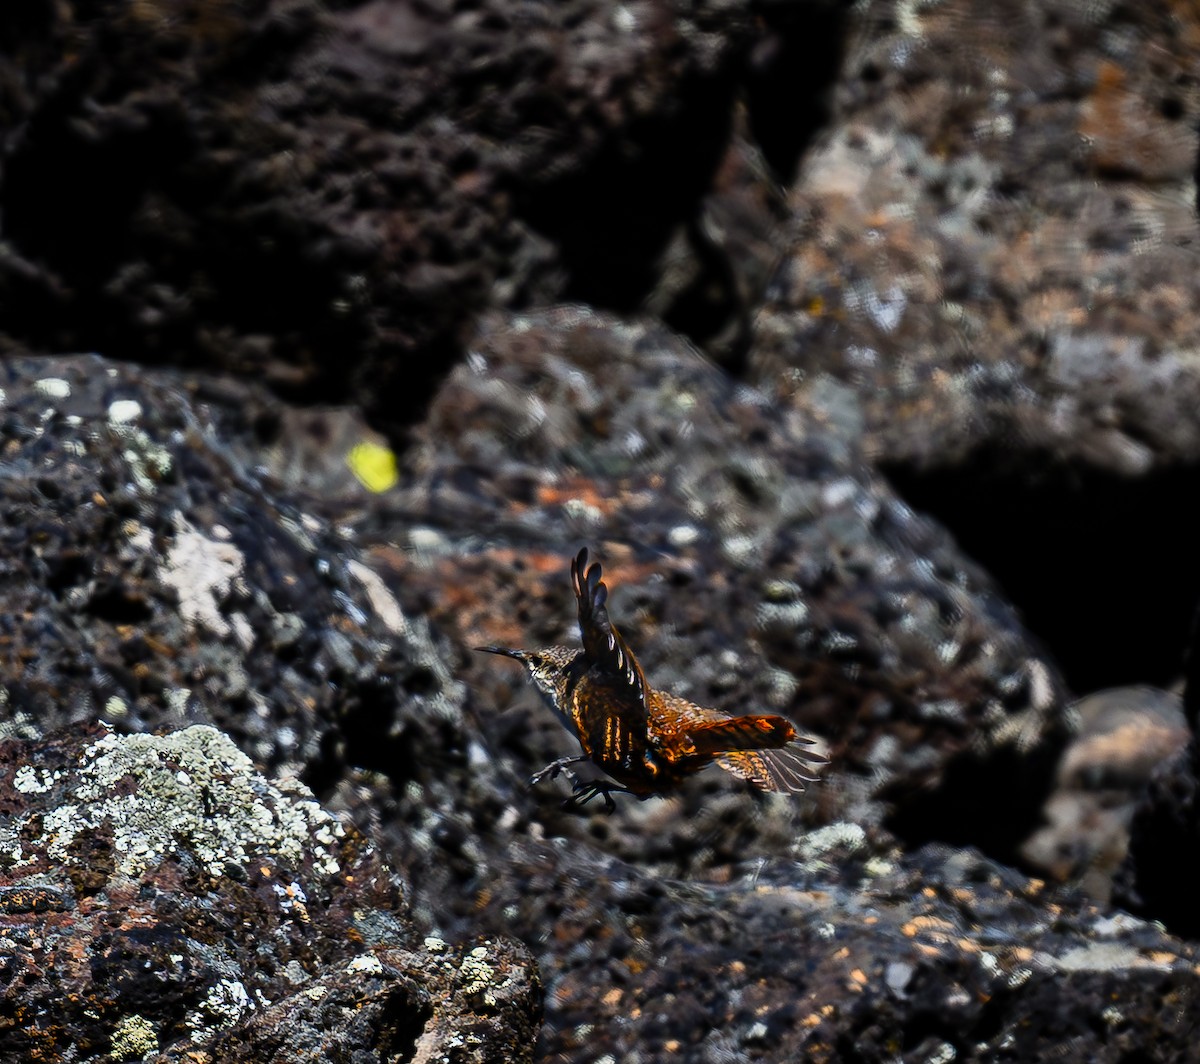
[474,645,526,660]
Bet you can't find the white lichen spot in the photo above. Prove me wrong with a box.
[1007,967,1033,989]
[34,377,71,399]
[667,524,700,548]
[108,399,143,424]
[303,984,328,1002]
[562,497,603,524]
[924,1041,957,1064]
[187,979,253,1041]
[160,517,249,646]
[1092,912,1146,937]
[110,1013,159,1059]
[114,424,174,494]
[407,526,446,552]
[125,521,154,554]
[424,936,448,953]
[821,477,858,509]
[273,880,309,921]
[863,855,898,878]
[229,614,255,651]
[796,822,866,862]
[721,535,756,566]
[346,955,384,975]
[13,765,56,794]
[1027,659,1055,711]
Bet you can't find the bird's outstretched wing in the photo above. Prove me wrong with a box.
[572,547,648,715]
[715,742,826,794]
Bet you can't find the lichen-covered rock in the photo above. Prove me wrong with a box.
[0,354,464,796]
[0,723,540,1062]
[745,0,1200,698]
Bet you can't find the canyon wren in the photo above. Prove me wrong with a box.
[478,548,826,812]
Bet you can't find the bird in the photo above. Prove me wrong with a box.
[476,547,826,812]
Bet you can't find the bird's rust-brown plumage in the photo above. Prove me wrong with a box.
[477,548,826,812]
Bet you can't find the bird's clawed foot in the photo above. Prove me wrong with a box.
[562,780,629,815]
[530,757,628,814]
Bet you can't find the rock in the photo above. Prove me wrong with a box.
[1114,613,1200,939]
[751,0,1200,473]
[0,0,1196,1054]
[1020,686,1188,903]
[747,0,1200,694]
[0,0,772,431]
[0,354,467,797]
[0,722,540,1062]
[468,835,1199,1062]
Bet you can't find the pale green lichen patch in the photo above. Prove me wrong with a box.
[110,1013,159,1060]
[109,420,173,494]
[109,1017,158,1055]
[33,725,345,879]
[458,945,503,1006]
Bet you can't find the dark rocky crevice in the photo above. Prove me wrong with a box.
[880,453,1200,695]
[880,450,1200,894]
[742,0,855,185]
[883,741,1066,871]
[516,72,740,314]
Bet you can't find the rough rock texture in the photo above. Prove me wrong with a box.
[0,723,540,1062]
[2,325,1192,1061]
[753,0,1200,473]
[749,0,1200,693]
[358,304,1200,1060]
[748,0,1200,695]
[468,836,1200,1063]
[0,354,463,792]
[1114,615,1200,942]
[0,0,769,428]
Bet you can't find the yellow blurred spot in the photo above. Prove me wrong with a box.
[348,441,398,493]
